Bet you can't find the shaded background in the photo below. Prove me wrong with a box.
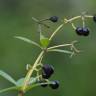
[0,0,96,96]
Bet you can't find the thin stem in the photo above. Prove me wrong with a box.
[64,15,93,24]
[47,49,73,55]
[71,45,80,53]
[47,44,72,50]
[71,23,76,29]
[81,15,85,28]
[32,17,39,22]
[26,64,32,71]
[32,17,50,28]
[85,15,93,18]
[71,41,80,53]
[39,18,49,22]
[64,16,81,23]
[38,24,42,33]
[39,22,50,28]
[26,81,53,92]
[49,24,64,41]
[22,51,44,92]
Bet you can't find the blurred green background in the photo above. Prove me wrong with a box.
[0,0,96,96]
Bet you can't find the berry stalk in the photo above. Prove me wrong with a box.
[49,24,64,41]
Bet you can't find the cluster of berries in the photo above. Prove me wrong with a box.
[39,64,59,89]
[36,15,96,89]
[48,15,96,37]
[75,15,96,36]
[75,27,89,36]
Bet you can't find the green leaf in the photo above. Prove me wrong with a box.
[14,36,41,48]
[0,70,17,85]
[16,77,37,87]
[40,33,50,47]
[48,49,73,54]
[0,86,20,94]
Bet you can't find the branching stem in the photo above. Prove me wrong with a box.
[20,14,85,94]
[64,16,81,23]
[49,24,64,41]
[47,44,72,50]
[64,14,93,24]
[22,51,44,92]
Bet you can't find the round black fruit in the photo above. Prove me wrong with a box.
[42,71,51,79]
[82,27,90,36]
[42,64,54,77]
[49,80,59,89]
[75,27,83,35]
[49,16,58,22]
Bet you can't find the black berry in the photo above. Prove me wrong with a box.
[42,64,54,79]
[93,15,96,22]
[75,27,90,36]
[42,71,51,79]
[75,27,83,35]
[82,27,90,36]
[49,80,59,89]
[49,16,58,22]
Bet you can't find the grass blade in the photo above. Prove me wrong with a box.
[14,36,41,48]
[0,86,20,94]
[0,70,17,85]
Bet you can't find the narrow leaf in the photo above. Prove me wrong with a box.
[0,86,20,94]
[14,36,41,48]
[48,49,73,54]
[0,70,17,85]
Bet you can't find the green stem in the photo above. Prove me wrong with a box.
[85,15,93,18]
[64,16,81,23]
[64,15,93,24]
[49,24,64,41]
[71,23,76,29]
[81,15,85,28]
[47,44,72,50]
[22,51,44,92]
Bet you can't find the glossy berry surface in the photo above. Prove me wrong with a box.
[93,15,96,22]
[75,27,83,35]
[49,80,59,89]
[42,71,51,79]
[49,16,58,22]
[75,27,90,36]
[82,27,90,36]
[42,64,54,79]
